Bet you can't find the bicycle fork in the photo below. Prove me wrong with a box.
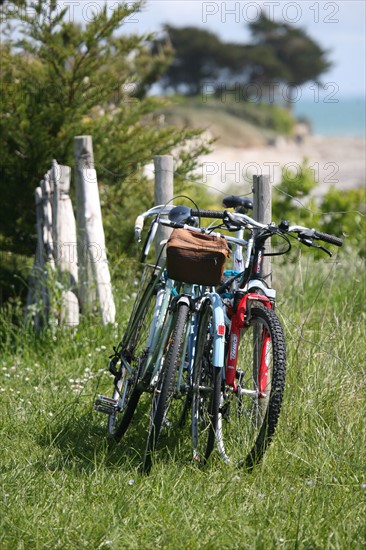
[217,291,273,463]
[225,292,272,391]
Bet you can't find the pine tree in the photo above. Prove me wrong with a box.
[0,1,211,258]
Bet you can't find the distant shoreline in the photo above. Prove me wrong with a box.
[293,97,366,139]
[199,134,366,197]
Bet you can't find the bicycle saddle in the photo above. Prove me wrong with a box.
[223,196,253,213]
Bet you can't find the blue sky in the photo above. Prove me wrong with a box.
[69,1,365,98]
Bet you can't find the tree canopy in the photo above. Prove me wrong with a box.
[0,1,215,305]
[0,1,210,259]
[157,13,331,102]
[249,13,331,103]
[155,25,230,95]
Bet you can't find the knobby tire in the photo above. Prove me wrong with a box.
[218,303,286,469]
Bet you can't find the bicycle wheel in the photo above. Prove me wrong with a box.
[192,299,221,463]
[95,266,161,441]
[218,304,286,468]
[143,301,191,472]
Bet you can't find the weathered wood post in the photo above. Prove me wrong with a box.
[253,174,272,284]
[154,155,174,263]
[27,173,58,329]
[40,174,55,270]
[51,160,79,326]
[74,135,95,311]
[252,174,272,378]
[74,135,115,325]
[26,186,48,330]
[34,188,45,268]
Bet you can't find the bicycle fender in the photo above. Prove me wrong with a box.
[226,314,240,388]
[208,292,226,368]
[246,293,272,310]
[176,295,191,307]
[247,279,276,300]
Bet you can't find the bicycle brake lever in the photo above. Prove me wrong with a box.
[299,237,332,257]
[315,243,333,257]
[223,210,243,230]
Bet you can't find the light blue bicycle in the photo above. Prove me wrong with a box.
[95,200,247,470]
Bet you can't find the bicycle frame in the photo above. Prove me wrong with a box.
[130,271,226,403]
[223,224,276,390]
[138,208,229,387]
[169,285,227,397]
[140,276,177,385]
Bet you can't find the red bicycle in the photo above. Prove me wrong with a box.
[191,196,343,468]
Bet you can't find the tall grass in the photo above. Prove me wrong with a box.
[1,253,365,549]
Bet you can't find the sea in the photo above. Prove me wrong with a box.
[293,96,365,138]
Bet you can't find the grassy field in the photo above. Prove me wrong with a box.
[1,253,365,549]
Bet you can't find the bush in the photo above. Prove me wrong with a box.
[0,1,212,303]
[273,160,365,256]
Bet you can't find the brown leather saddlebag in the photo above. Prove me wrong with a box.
[166,228,230,286]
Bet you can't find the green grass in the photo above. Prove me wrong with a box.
[1,254,365,549]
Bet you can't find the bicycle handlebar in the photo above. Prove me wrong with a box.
[205,211,343,248]
[134,205,174,241]
[134,203,343,249]
[313,230,343,247]
[191,208,226,219]
[285,224,343,247]
[134,215,145,242]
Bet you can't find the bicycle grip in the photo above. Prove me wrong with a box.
[314,230,343,247]
[134,215,145,242]
[191,209,225,219]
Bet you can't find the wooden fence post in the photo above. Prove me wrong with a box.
[40,175,55,270]
[51,161,79,326]
[253,175,272,284]
[26,174,57,329]
[154,155,174,263]
[74,135,116,325]
[34,187,45,268]
[26,187,48,330]
[74,135,95,311]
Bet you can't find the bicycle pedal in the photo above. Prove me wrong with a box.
[94,395,118,415]
[219,401,231,421]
